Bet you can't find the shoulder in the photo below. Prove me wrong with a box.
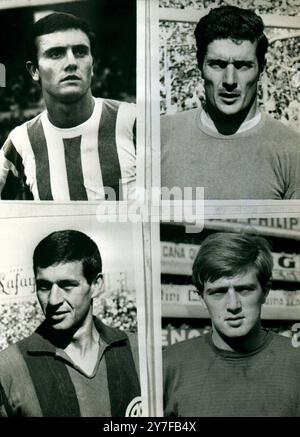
[261,113,300,143]
[95,98,136,129]
[270,332,300,354]
[96,97,136,114]
[94,317,136,347]
[95,322,140,376]
[161,109,198,127]
[163,335,207,366]
[0,337,33,373]
[94,317,124,339]
[0,342,19,365]
[267,332,300,370]
[8,112,43,136]
[161,109,200,145]
[2,112,43,151]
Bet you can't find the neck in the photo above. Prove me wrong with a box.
[68,311,99,355]
[60,310,100,375]
[211,323,267,353]
[205,97,258,135]
[45,91,95,128]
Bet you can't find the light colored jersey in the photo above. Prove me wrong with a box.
[161,109,300,200]
[0,98,136,201]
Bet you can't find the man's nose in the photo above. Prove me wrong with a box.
[65,48,77,68]
[223,64,237,90]
[226,288,242,312]
[48,284,63,306]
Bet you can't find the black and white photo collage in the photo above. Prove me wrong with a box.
[0,0,299,423]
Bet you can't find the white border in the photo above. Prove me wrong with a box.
[137,0,163,417]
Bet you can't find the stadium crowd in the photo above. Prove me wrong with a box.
[160,0,300,15]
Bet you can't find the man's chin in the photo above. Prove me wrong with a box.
[224,331,249,338]
[55,89,87,104]
[220,325,251,338]
[60,95,83,104]
[216,104,242,117]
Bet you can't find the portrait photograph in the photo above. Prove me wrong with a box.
[0,0,139,202]
[161,216,300,416]
[0,208,145,417]
[158,0,300,201]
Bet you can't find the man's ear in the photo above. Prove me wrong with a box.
[91,273,104,299]
[26,61,40,82]
[261,282,271,304]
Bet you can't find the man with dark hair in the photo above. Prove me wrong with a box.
[0,12,136,201]
[163,232,300,416]
[161,5,300,199]
[0,230,140,417]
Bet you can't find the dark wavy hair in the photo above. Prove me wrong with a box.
[194,6,269,72]
[28,12,95,66]
[33,230,102,284]
[192,232,273,295]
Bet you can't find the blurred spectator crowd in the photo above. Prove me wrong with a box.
[160,0,300,15]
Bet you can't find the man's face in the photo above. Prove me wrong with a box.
[201,38,260,119]
[36,261,96,331]
[202,269,268,345]
[32,29,93,103]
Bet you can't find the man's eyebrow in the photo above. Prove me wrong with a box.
[35,279,80,286]
[42,46,65,55]
[205,286,227,294]
[206,57,227,62]
[206,57,255,63]
[57,279,80,285]
[205,283,257,293]
[233,60,256,66]
[43,44,89,53]
[234,283,257,290]
[36,278,51,285]
[72,44,90,50]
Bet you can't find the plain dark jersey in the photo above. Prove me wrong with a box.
[163,331,300,417]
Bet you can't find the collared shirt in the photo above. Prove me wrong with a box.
[0,318,139,417]
[55,337,111,416]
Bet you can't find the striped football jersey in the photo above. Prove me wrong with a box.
[0,98,136,201]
